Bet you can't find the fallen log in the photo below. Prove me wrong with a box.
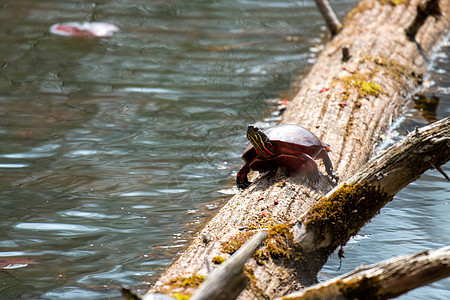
[146,0,450,299]
[280,245,450,300]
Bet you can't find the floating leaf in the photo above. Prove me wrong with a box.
[0,257,35,269]
[50,22,119,37]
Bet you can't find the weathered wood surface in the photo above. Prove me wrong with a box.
[280,245,450,300]
[147,0,450,299]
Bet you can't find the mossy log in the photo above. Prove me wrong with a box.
[280,245,450,300]
[146,0,450,299]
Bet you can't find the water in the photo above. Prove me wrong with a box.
[0,1,448,299]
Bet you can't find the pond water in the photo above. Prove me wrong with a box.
[0,1,448,299]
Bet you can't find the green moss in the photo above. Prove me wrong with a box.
[171,292,191,300]
[243,265,269,299]
[253,248,269,264]
[253,224,303,264]
[304,182,393,247]
[338,56,421,103]
[390,0,404,6]
[169,275,206,289]
[380,0,404,5]
[341,75,384,98]
[243,265,255,282]
[222,224,304,265]
[371,56,423,86]
[342,91,350,101]
[359,81,383,97]
[221,231,254,254]
[212,256,226,264]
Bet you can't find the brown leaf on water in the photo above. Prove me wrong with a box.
[0,257,35,269]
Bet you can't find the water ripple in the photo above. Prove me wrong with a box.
[0,163,29,168]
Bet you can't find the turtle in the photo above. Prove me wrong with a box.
[236,124,339,189]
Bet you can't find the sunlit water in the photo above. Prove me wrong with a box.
[0,1,448,299]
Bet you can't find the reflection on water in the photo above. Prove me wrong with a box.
[0,0,448,299]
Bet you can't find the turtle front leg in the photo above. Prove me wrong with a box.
[317,149,339,183]
[236,163,251,189]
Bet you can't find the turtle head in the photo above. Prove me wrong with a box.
[247,125,276,157]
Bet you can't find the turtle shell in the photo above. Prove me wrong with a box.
[242,124,328,163]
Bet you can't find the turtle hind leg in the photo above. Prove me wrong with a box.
[236,163,251,189]
[317,149,339,182]
[298,154,320,185]
[278,153,320,185]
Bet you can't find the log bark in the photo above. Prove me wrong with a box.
[146,1,450,299]
[280,245,450,300]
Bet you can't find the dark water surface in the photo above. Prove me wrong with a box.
[0,1,448,299]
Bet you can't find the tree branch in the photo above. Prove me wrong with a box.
[314,0,342,36]
[280,245,450,300]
